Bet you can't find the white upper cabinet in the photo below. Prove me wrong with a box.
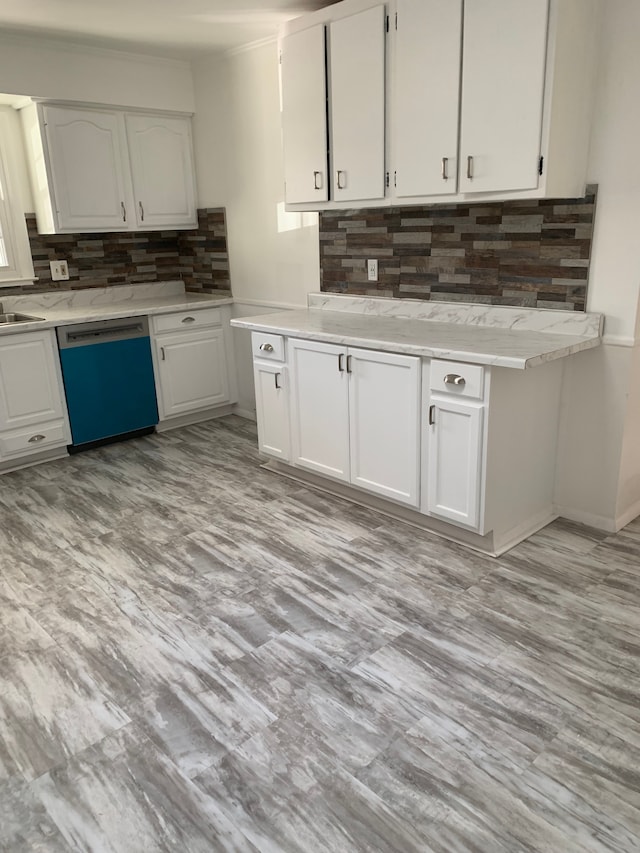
[459,0,549,194]
[281,25,328,204]
[281,0,597,209]
[41,107,130,231]
[125,114,197,228]
[329,5,386,203]
[393,0,462,198]
[280,2,387,208]
[21,102,198,233]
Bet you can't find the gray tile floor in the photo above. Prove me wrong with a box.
[0,415,639,852]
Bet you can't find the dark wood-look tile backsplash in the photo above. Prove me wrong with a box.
[2,208,230,295]
[320,185,597,310]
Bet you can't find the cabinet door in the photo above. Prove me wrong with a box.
[348,348,420,506]
[126,114,197,228]
[253,360,290,461]
[281,25,329,204]
[427,398,484,529]
[155,328,229,419]
[459,0,549,194]
[43,106,129,231]
[329,5,386,202]
[0,331,65,431]
[394,0,462,198]
[289,338,349,481]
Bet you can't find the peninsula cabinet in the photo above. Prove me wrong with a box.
[288,338,421,507]
[280,3,386,206]
[21,102,197,234]
[0,330,70,463]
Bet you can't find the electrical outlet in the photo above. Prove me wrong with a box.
[367,259,378,282]
[50,260,69,281]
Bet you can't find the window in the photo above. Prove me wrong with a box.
[0,107,35,287]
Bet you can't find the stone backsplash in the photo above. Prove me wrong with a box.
[320,185,597,311]
[1,208,230,295]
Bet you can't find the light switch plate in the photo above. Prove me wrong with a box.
[50,260,69,281]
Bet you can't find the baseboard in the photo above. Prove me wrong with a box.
[492,509,559,555]
[0,446,68,474]
[553,504,617,533]
[232,406,257,422]
[155,404,236,432]
[614,498,640,532]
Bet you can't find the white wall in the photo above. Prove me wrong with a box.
[192,42,320,310]
[555,0,640,529]
[0,33,194,113]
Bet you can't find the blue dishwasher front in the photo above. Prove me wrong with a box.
[57,317,159,449]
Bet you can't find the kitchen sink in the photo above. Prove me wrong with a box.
[0,313,45,324]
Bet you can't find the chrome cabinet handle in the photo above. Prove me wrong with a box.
[160,346,166,361]
[336,170,346,190]
[260,342,274,352]
[466,156,473,180]
[429,405,436,426]
[444,373,466,387]
[121,201,126,222]
[338,353,345,372]
[28,434,46,443]
[182,316,196,324]
[139,201,145,221]
[346,355,352,374]
[274,372,282,390]
[313,171,322,190]
[442,157,448,181]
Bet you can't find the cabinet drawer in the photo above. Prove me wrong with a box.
[251,332,285,362]
[430,360,484,400]
[0,421,67,457]
[153,308,222,334]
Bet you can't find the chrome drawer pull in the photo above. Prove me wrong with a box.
[444,373,466,387]
[442,157,448,181]
[313,170,322,190]
[336,170,346,190]
[28,434,46,443]
[260,343,274,352]
[182,316,196,324]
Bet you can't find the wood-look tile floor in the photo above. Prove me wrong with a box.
[1,415,639,852]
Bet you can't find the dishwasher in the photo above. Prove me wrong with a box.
[57,316,159,452]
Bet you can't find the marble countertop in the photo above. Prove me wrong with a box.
[0,283,233,336]
[231,295,603,369]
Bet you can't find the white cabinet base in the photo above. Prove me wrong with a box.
[262,457,556,557]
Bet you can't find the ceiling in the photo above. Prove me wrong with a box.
[0,0,338,58]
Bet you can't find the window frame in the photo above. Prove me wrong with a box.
[0,107,35,288]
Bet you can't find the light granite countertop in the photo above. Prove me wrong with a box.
[0,282,233,336]
[231,294,603,369]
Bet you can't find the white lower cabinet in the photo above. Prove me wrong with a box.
[288,338,421,507]
[151,308,235,423]
[0,330,70,461]
[253,360,290,461]
[251,331,565,553]
[427,398,484,529]
[289,338,350,481]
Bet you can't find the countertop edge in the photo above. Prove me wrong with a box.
[0,294,234,336]
[231,315,602,369]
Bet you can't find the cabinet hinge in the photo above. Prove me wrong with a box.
[538,155,544,176]
[386,15,389,32]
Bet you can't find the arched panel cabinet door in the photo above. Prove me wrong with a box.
[125,114,197,229]
[43,105,130,231]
